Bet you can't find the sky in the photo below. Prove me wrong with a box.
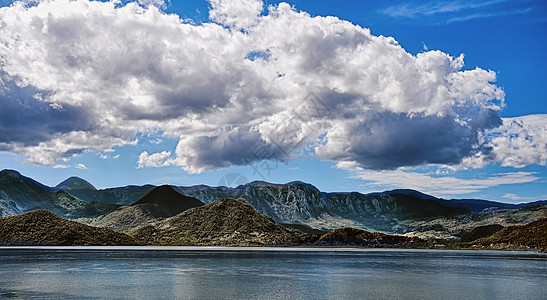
[0,0,546,202]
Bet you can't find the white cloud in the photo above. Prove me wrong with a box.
[439,114,547,171]
[52,164,69,169]
[445,8,532,24]
[379,0,532,24]
[137,0,169,10]
[488,115,547,168]
[138,150,172,168]
[9,131,135,165]
[503,193,547,202]
[100,153,120,159]
[381,0,507,18]
[208,0,263,29]
[343,165,539,198]
[75,163,88,170]
[1,0,541,175]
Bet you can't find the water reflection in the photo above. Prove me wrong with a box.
[0,248,545,299]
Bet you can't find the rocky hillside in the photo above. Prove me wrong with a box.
[457,224,505,242]
[179,182,469,232]
[0,210,136,245]
[130,198,304,246]
[401,204,547,240]
[92,185,204,232]
[459,218,547,250]
[0,170,118,219]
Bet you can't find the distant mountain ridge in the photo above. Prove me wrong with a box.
[0,170,118,218]
[178,183,470,231]
[1,169,545,233]
[437,198,547,214]
[1,169,53,192]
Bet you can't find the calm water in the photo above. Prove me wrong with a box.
[0,247,545,299]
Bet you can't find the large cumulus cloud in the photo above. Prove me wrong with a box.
[488,115,547,168]
[0,73,95,148]
[1,0,540,172]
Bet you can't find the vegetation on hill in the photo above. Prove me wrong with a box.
[0,207,544,250]
[181,183,470,232]
[315,227,426,247]
[457,224,504,242]
[456,218,547,250]
[91,185,204,232]
[90,205,162,232]
[400,205,547,240]
[0,210,136,245]
[130,198,304,246]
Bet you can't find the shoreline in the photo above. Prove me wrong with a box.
[1,245,546,255]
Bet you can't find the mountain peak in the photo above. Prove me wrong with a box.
[238,180,274,188]
[236,180,318,190]
[0,169,52,191]
[56,177,96,191]
[286,181,319,189]
[0,169,22,178]
[134,185,204,211]
[367,189,439,200]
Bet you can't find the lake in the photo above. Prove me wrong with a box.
[0,247,545,299]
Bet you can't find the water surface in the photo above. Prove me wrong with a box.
[0,247,545,299]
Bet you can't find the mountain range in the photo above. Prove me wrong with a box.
[0,170,118,219]
[0,169,545,238]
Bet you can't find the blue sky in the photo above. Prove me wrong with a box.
[0,0,546,202]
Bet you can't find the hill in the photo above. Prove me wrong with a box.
[401,204,547,241]
[130,198,304,246]
[55,176,96,191]
[0,169,52,191]
[0,210,136,245]
[316,227,426,247]
[133,185,204,213]
[92,185,204,231]
[457,224,505,242]
[460,218,547,250]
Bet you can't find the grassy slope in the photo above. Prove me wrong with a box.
[0,210,136,245]
[130,198,304,246]
[456,218,547,250]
